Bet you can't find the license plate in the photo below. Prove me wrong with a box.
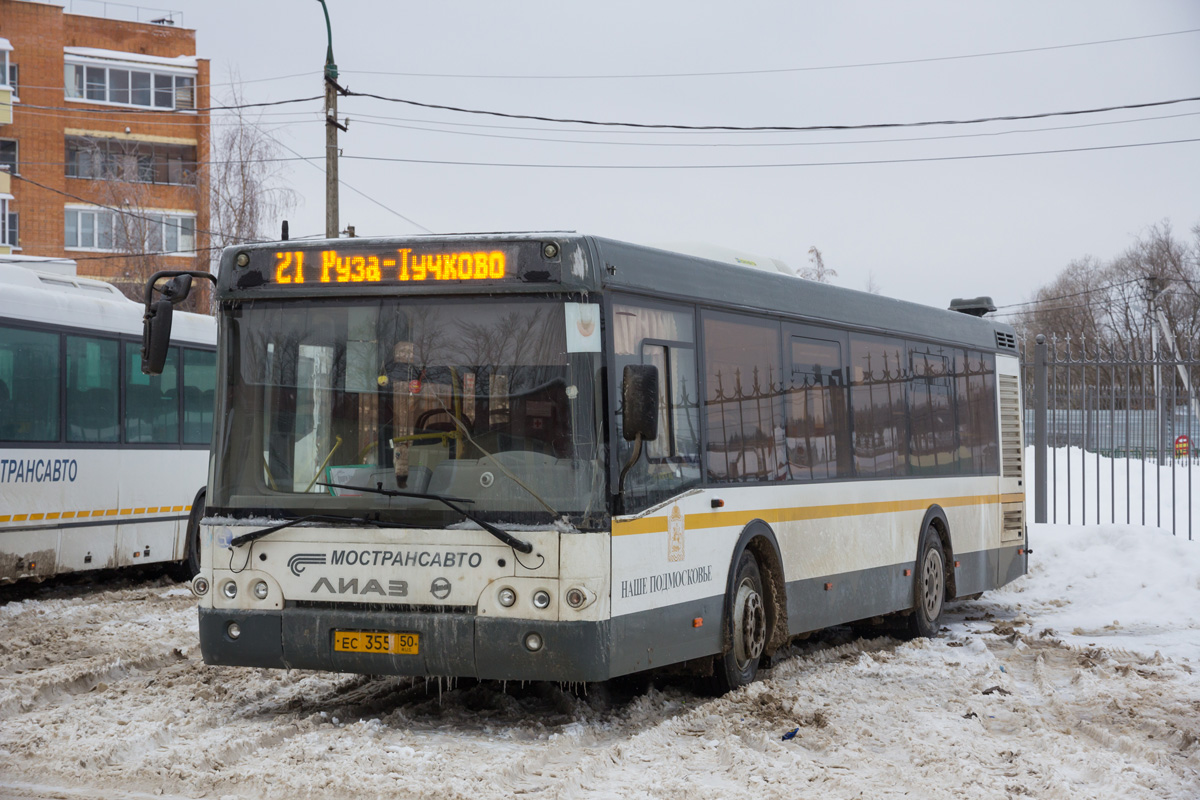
[333,630,419,655]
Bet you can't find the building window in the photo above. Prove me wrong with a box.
[4,210,16,249]
[65,207,195,254]
[65,207,114,249]
[65,136,197,185]
[64,61,197,111]
[0,140,16,175]
[0,50,9,89]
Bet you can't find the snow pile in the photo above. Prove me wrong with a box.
[989,524,1200,660]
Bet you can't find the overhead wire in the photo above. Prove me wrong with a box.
[257,131,433,234]
[332,136,1200,170]
[992,277,1145,311]
[341,90,1200,132]
[5,96,322,116]
[10,171,254,244]
[346,110,1200,149]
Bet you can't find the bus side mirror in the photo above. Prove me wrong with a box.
[141,300,174,375]
[622,364,659,441]
[161,274,193,305]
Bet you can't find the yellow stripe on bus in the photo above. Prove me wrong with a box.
[613,492,1027,537]
[0,505,193,524]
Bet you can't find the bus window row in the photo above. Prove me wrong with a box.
[0,324,215,445]
[614,300,1000,508]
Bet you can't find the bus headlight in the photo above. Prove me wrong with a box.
[564,586,596,610]
[498,587,516,607]
[192,576,210,597]
[227,621,242,639]
[524,632,543,652]
[532,589,551,609]
[221,580,238,600]
[253,580,269,600]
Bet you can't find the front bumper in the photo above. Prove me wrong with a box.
[199,606,612,682]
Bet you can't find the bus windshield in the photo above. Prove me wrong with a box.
[210,298,606,528]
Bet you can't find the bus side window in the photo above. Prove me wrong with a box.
[183,348,216,444]
[613,301,700,510]
[0,325,60,442]
[66,335,119,443]
[849,334,909,478]
[908,344,956,475]
[125,342,179,444]
[702,311,785,483]
[786,334,850,480]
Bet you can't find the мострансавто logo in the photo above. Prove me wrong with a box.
[288,553,327,576]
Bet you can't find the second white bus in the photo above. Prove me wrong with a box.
[0,258,216,584]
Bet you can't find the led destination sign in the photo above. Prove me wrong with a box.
[271,246,513,286]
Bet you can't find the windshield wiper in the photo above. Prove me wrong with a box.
[317,482,535,554]
[229,513,419,548]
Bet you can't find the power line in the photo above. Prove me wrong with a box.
[334,136,1200,169]
[260,132,433,234]
[993,278,1142,309]
[343,90,1200,132]
[347,110,1200,150]
[25,104,1188,155]
[13,104,319,128]
[10,172,250,245]
[342,27,1200,80]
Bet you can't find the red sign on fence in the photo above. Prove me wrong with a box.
[1176,435,1190,458]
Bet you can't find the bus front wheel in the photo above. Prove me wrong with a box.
[170,489,206,581]
[907,525,946,639]
[715,550,768,692]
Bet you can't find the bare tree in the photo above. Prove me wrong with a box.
[74,137,205,309]
[1016,219,1200,356]
[202,74,298,281]
[864,271,882,295]
[801,246,838,283]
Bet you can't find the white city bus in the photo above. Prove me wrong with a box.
[0,258,215,583]
[147,234,1025,691]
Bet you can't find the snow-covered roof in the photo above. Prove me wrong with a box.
[0,38,12,52]
[0,254,78,277]
[63,46,198,70]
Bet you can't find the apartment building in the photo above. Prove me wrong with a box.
[0,0,209,300]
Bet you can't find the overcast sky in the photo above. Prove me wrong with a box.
[112,0,1200,314]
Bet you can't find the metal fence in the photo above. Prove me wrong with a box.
[1022,335,1200,539]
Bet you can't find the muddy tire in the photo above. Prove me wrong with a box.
[906,525,946,639]
[169,489,205,582]
[714,550,768,693]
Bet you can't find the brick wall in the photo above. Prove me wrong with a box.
[1,0,210,305]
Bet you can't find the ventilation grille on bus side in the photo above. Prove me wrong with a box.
[999,375,1022,479]
[1001,503,1024,543]
[995,330,1017,351]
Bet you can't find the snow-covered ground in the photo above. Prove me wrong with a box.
[1,523,1198,799]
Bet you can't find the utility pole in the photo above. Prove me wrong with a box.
[319,0,344,239]
[1145,275,1165,459]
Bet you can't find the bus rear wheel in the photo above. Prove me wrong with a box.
[715,550,768,693]
[907,525,946,639]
